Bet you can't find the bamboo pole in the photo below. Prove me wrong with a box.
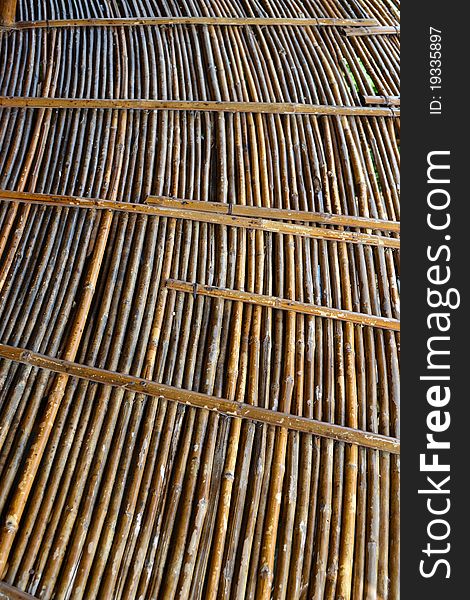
[0,343,400,454]
[165,280,400,331]
[0,190,400,248]
[145,196,400,232]
[1,16,380,30]
[0,0,17,26]
[362,95,400,107]
[0,581,37,599]
[0,30,129,578]
[0,29,62,294]
[0,97,400,117]
[342,25,400,36]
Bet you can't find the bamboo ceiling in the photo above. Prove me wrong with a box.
[0,0,400,598]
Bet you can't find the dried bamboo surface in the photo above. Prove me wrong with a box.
[0,0,400,599]
[0,97,400,118]
[0,580,36,600]
[2,16,381,30]
[0,191,400,248]
[342,25,400,37]
[361,95,400,107]
[0,343,400,454]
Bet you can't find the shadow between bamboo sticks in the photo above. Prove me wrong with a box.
[0,191,400,248]
[0,344,400,454]
[165,280,400,331]
[0,97,400,117]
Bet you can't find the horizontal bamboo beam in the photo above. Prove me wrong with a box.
[2,16,380,30]
[146,196,400,233]
[0,581,37,599]
[0,343,400,454]
[362,95,400,107]
[342,25,400,36]
[166,280,400,331]
[0,97,400,117]
[0,190,399,248]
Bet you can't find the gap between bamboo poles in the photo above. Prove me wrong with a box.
[166,280,400,331]
[0,190,400,248]
[145,196,400,232]
[0,343,400,454]
[0,97,400,117]
[342,25,400,36]
[1,16,380,30]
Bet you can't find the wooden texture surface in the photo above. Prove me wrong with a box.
[0,0,400,597]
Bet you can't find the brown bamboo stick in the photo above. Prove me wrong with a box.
[0,581,37,599]
[145,196,400,232]
[0,0,17,25]
[165,280,400,331]
[0,64,129,579]
[362,95,400,107]
[0,190,399,248]
[0,24,97,587]
[0,97,400,117]
[0,343,399,454]
[342,25,400,36]
[0,29,61,294]
[1,16,380,30]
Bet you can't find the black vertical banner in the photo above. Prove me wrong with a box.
[402,2,469,598]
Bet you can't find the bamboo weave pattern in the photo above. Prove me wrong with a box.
[0,0,400,598]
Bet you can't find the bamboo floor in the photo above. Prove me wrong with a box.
[0,0,400,598]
